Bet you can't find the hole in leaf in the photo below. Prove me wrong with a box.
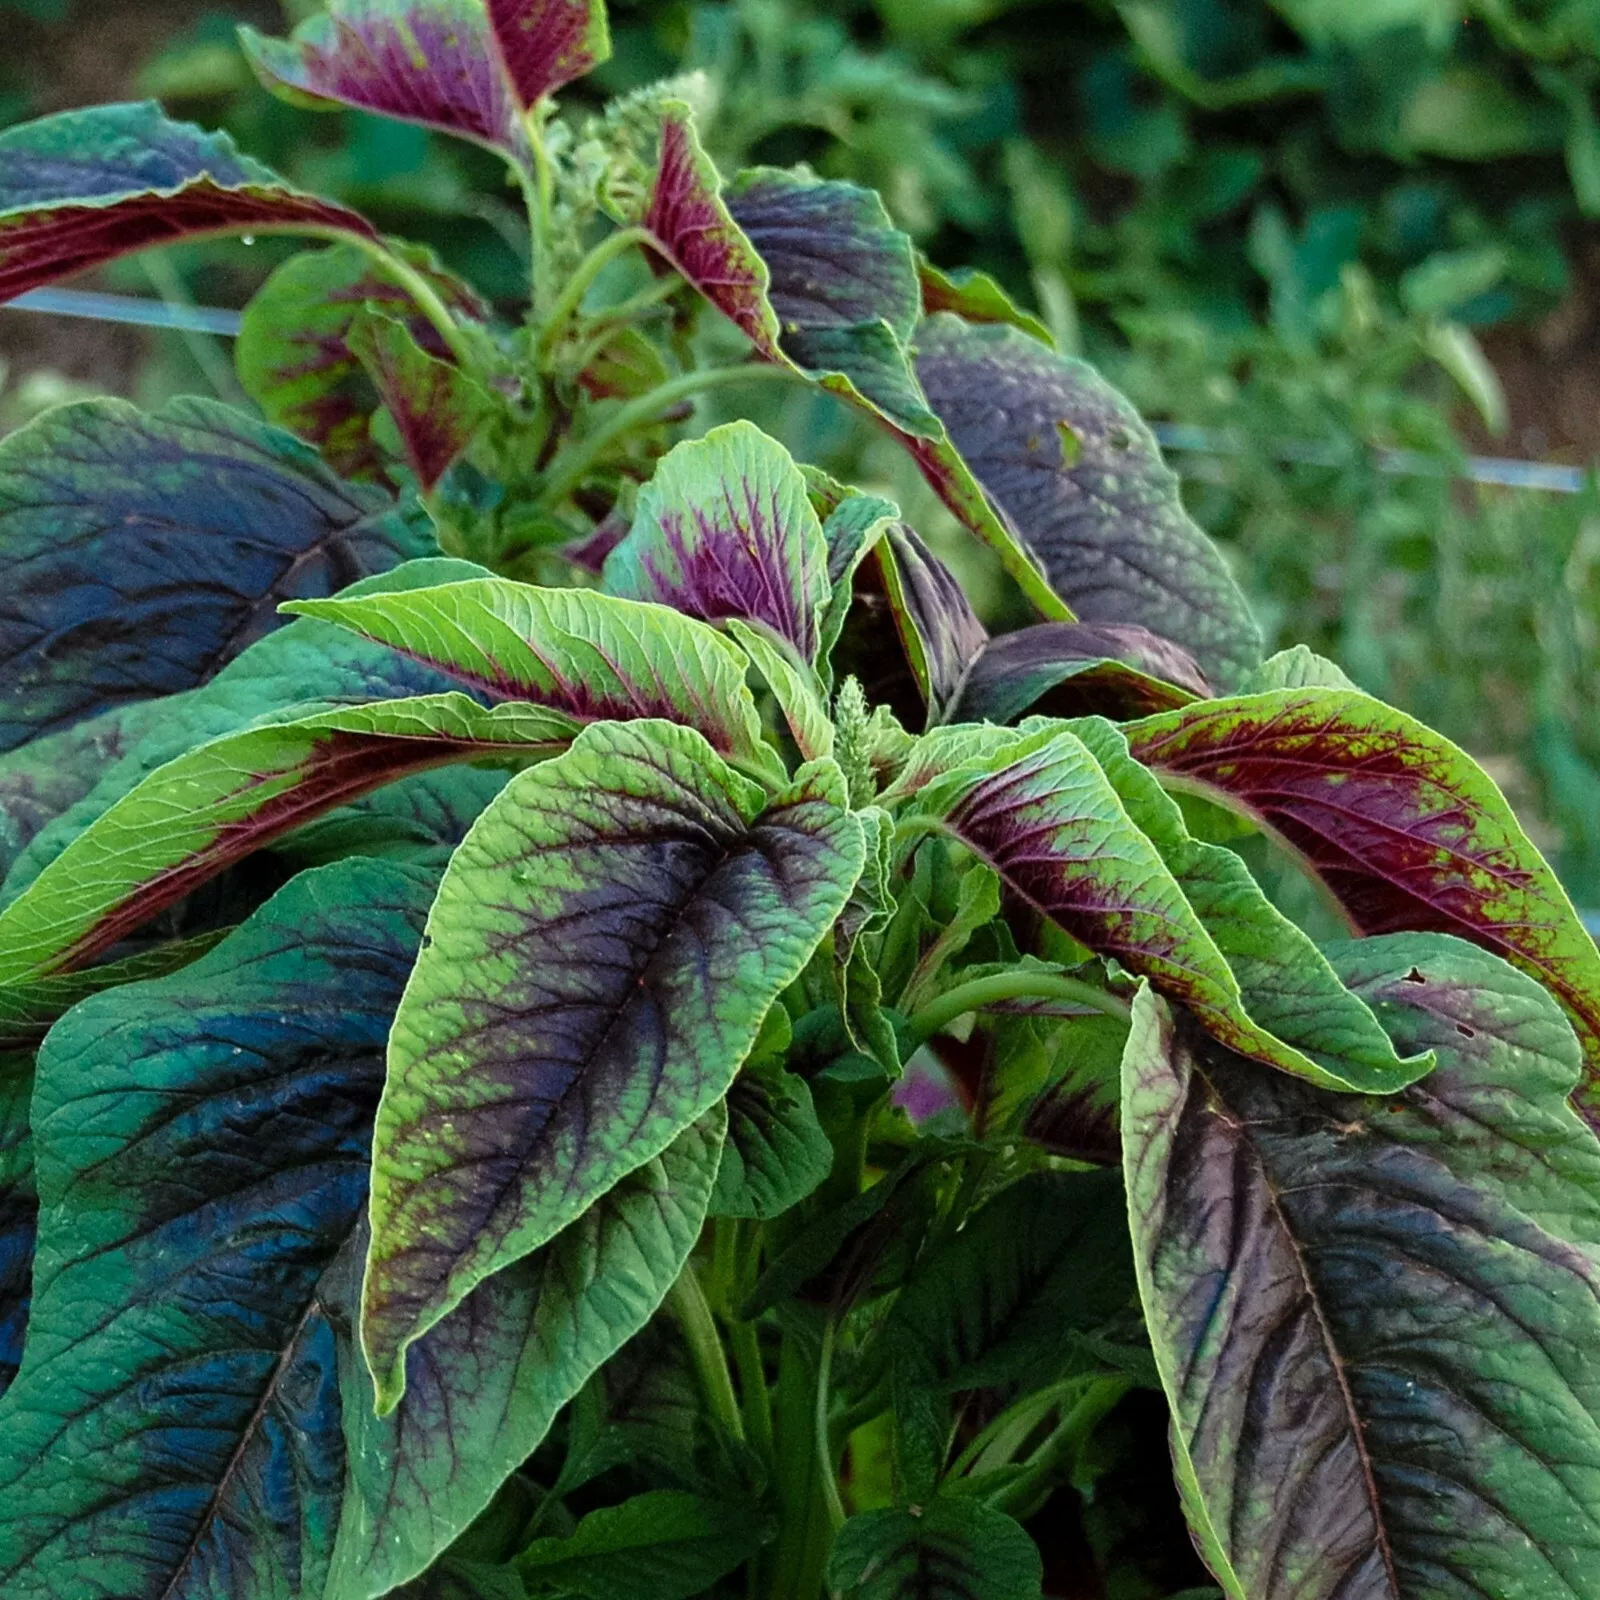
[1456,1023,1476,1039]
[1403,967,1427,984]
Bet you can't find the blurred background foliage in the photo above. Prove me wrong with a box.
[4,0,1600,910]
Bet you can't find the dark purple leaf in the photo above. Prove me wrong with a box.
[485,0,610,107]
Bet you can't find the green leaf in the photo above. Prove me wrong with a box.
[1126,688,1600,1111]
[603,422,831,664]
[517,1490,766,1599]
[917,260,1054,345]
[0,100,376,302]
[1241,644,1356,692]
[816,490,898,682]
[827,1499,1043,1600]
[710,1061,834,1219]
[284,577,785,782]
[1122,935,1600,1600]
[0,693,574,993]
[727,618,835,762]
[362,720,864,1408]
[0,394,434,752]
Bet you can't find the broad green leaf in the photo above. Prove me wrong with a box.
[0,1049,31,1400]
[0,394,434,752]
[913,314,1262,687]
[236,242,489,480]
[1125,688,1600,1110]
[903,725,1391,1087]
[726,618,835,762]
[486,0,611,108]
[949,621,1208,725]
[1070,715,1432,1093]
[517,1490,765,1599]
[351,308,497,490]
[241,0,530,161]
[827,1499,1043,1600]
[1122,935,1600,1600]
[0,858,723,1599]
[284,577,785,782]
[710,1061,834,1219]
[362,720,864,1408]
[603,422,831,663]
[917,259,1054,344]
[0,693,574,991]
[0,101,376,302]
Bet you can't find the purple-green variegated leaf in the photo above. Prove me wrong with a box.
[0,1050,30,1402]
[0,694,576,997]
[914,315,1262,687]
[873,521,989,721]
[950,622,1208,725]
[350,309,496,490]
[485,0,610,108]
[905,726,1405,1089]
[0,101,376,302]
[236,243,489,480]
[815,490,898,687]
[285,577,784,781]
[361,721,864,1409]
[240,0,529,162]
[603,422,830,663]
[1125,688,1600,1118]
[916,259,1054,345]
[1123,938,1600,1599]
[0,395,436,754]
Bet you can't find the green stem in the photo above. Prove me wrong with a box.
[992,1375,1132,1520]
[730,1316,775,1461]
[815,1318,847,1534]
[668,1262,746,1444]
[536,362,804,510]
[536,226,653,366]
[769,1336,834,1600]
[949,1377,1086,1480]
[908,970,1132,1043]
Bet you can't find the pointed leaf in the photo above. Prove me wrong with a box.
[950,622,1208,725]
[917,260,1053,344]
[0,1050,31,1401]
[603,422,831,663]
[362,721,864,1406]
[1125,688,1600,1108]
[236,242,489,479]
[241,0,529,161]
[0,395,435,752]
[1122,936,1600,1600]
[710,1062,833,1219]
[0,693,575,991]
[0,101,375,301]
[914,315,1262,687]
[827,1499,1043,1600]
[1243,644,1357,692]
[486,0,610,108]
[904,726,1391,1087]
[873,521,988,720]
[288,577,783,779]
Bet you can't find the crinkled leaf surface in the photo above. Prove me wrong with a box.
[827,1499,1043,1600]
[0,394,434,752]
[0,101,375,301]
[0,693,575,991]
[914,315,1261,687]
[241,0,529,161]
[1122,936,1600,1599]
[486,0,610,107]
[0,1050,32,1401]
[950,621,1208,725]
[905,726,1379,1086]
[362,721,862,1406]
[1125,688,1600,1107]
[603,422,830,663]
[709,1061,833,1219]
[236,242,488,480]
[286,577,783,779]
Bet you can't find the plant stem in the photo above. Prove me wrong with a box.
[535,362,804,510]
[769,1336,835,1600]
[730,1316,775,1462]
[815,1317,847,1534]
[668,1261,746,1444]
[536,226,653,367]
[907,970,1132,1043]
[992,1375,1132,1520]
[949,1377,1087,1480]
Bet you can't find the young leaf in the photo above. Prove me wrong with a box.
[240,0,530,162]
[873,521,989,719]
[1243,643,1358,692]
[603,422,831,664]
[710,1061,834,1219]
[0,693,576,991]
[236,242,489,479]
[726,618,835,762]
[284,578,784,780]
[903,726,1393,1087]
[0,395,434,752]
[0,1050,31,1401]
[827,1499,1043,1600]
[486,0,611,108]
[350,308,496,490]
[816,490,898,677]
[0,101,376,301]
[949,622,1209,725]
[516,1489,766,1600]
[1122,937,1600,1599]
[913,314,1263,688]
[362,721,864,1408]
[1125,688,1600,1105]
